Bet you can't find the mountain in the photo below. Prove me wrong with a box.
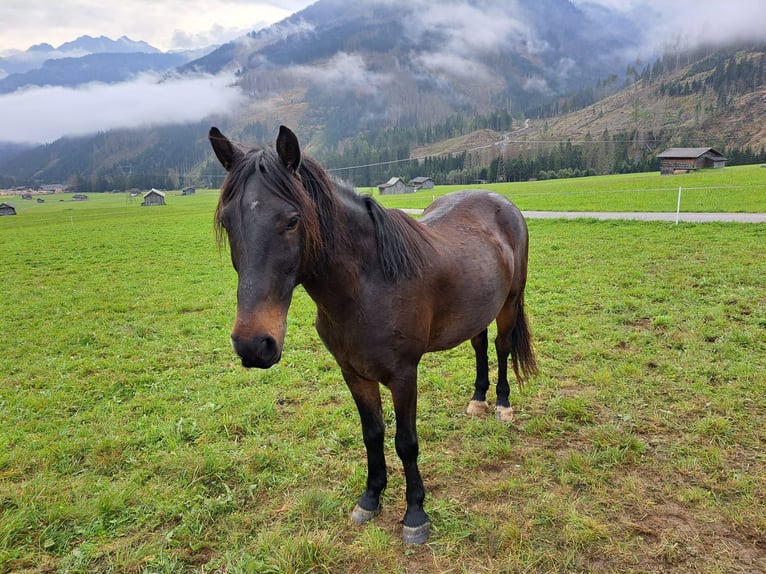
[56,35,160,55]
[0,35,201,93]
[0,52,192,93]
[0,1,764,191]
[0,35,164,77]
[183,0,642,148]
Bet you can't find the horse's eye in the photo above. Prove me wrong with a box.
[286,215,300,230]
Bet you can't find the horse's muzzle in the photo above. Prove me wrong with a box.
[231,333,282,369]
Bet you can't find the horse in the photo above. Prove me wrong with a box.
[208,125,537,544]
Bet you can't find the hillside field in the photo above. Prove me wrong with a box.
[1,173,765,572]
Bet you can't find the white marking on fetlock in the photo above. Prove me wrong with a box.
[495,405,514,422]
[466,400,490,416]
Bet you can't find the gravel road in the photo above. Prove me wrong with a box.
[399,208,766,223]
[521,211,766,223]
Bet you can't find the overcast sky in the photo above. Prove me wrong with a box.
[0,0,315,54]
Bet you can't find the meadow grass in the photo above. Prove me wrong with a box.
[365,163,766,212]
[1,181,765,572]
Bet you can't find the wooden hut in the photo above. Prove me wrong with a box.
[0,202,17,216]
[378,177,414,195]
[141,189,166,206]
[409,177,435,190]
[181,186,196,196]
[657,147,727,175]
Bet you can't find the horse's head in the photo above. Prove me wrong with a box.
[209,125,310,369]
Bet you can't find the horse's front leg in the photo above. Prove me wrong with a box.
[389,367,430,544]
[344,370,387,524]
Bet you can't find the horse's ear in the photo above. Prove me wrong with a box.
[209,127,243,172]
[276,125,301,173]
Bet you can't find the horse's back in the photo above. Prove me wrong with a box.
[415,189,529,351]
[420,189,527,252]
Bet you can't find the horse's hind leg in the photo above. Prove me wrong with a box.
[494,298,519,422]
[466,329,491,416]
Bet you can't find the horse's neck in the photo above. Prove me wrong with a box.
[301,197,374,317]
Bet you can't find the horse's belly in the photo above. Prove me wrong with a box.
[425,275,511,352]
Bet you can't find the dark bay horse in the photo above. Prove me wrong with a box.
[209,125,537,544]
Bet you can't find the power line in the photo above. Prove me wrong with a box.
[325,137,673,173]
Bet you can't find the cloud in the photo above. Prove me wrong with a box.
[290,52,392,95]
[414,52,495,82]
[575,0,766,54]
[0,71,247,144]
[0,1,314,54]
[397,0,549,58]
[523,76,554,96]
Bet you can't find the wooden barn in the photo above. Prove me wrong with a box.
[0,202,17,216]
[657,147,727,175]
[181,186,196,196]
[409,177,435,190]
[141,189,166,206]
[378,177,414,195]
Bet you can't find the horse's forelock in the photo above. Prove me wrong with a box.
[214,146,328,269]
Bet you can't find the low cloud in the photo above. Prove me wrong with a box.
[290,52,392,95]
[414,52,495,83]
[575,0,766,54]
[0,71,247,144]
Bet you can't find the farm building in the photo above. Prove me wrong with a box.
[181,186,196,196]
[657,147,727,175]
[0,202,17,216]
[409,177,435,190]
[141,189,166,206]
[72,194,88,201]
[378,177,415,195]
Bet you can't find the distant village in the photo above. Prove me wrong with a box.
[0,185,197,215]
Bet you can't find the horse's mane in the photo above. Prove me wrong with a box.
[215,146,432,282]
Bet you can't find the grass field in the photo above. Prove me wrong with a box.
[1,171,765,572]
[363,163,766,212]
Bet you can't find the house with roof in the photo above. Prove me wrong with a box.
[141,189,166,206]
[0,202,17,216]
[378,177,415,195]
[657,147,727,175]
[409,177,435,190]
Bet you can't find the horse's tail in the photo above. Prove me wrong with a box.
[510,295,538,388]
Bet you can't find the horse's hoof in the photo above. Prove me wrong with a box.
[495,405,514,422]
[402,521,430,544]
[351,504,380,524]
[466,400,490,416]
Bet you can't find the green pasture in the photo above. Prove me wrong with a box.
[1,178,765,572]
[365,163,766,212]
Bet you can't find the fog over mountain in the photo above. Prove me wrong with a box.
[0,0,764,147]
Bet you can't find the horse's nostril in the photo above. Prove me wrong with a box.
[231,333,281,368]
[256,335,278,361]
